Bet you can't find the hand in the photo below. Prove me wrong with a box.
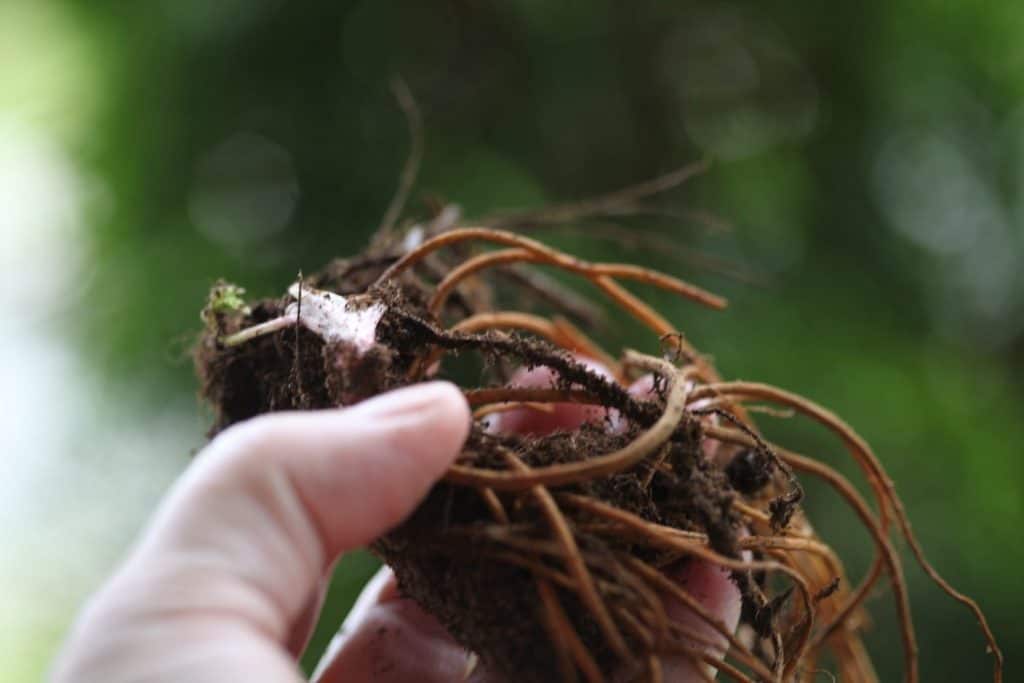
[52,375,741,683]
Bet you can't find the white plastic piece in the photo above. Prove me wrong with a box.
[285,283,386,353]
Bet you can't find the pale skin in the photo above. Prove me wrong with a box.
[52,367,741,682]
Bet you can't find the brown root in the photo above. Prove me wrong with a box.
[194,187,1000,683]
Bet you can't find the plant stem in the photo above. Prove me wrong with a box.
[220,315,295,347]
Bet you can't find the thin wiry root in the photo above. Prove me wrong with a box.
[594,511,807,681]
[592,276,724,390]
[485,159,712,230]
[418,310,619,379]
[577,507,790,683]
[543,491,775,679]
[376,76,423,238]
[700,383,1003,681]
[706,423,913,681]
[376,227,727,310]
[500,448,630,660]
[448,352,687,491]
[436,320,992,679]
[440,234,997,680]
[537,578,596,683]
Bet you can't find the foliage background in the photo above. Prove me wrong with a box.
[3,1,1022,680]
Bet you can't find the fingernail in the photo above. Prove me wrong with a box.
[354,382,466,422]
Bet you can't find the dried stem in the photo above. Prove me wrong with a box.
[377,76,424,237]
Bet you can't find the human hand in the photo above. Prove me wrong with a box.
[51,382,471,682]
[52,374,741,682]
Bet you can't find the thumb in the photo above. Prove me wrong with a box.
[52,381,469,683]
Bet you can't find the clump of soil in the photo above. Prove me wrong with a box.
[194,197,1001,682]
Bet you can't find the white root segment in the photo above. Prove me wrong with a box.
[219,316,295,347]
[219,283,387,353]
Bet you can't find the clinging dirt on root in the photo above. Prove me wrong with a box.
[193,180,1002,682]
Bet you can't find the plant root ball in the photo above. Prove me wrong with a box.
[191,200,1005,681]
[196,290,746,681]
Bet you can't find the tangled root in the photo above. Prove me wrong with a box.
[195,208,1001,682]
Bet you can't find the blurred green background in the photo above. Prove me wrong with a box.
[2,1,1022,680]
